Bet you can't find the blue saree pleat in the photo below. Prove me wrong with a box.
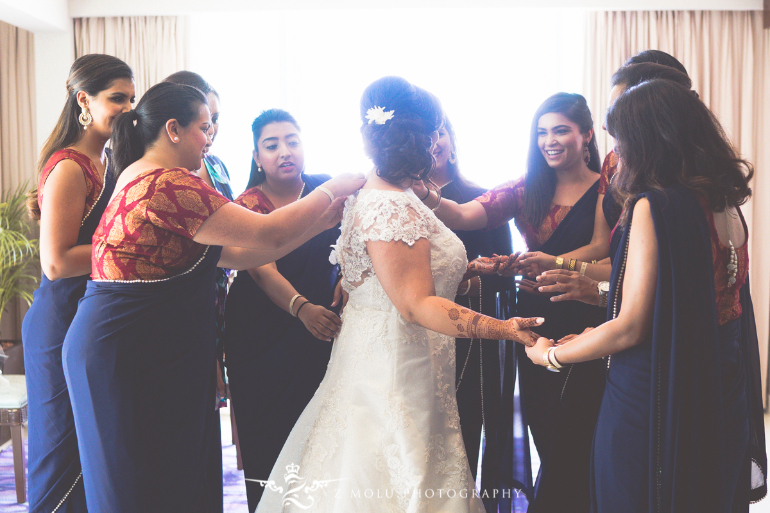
[22,167,115,513]
[62,245,222,513]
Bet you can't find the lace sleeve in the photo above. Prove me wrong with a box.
[355,192,438,246]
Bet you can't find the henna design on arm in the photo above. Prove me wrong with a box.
[443,307,541,347]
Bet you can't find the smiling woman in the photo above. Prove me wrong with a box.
[417,92,606,513]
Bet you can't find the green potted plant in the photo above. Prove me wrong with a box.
[0,183,39,334]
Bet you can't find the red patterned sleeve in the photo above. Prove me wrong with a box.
[234,187,276,215]
[474,178,525,230]
[598,151,618,195]
[146,169,230,239]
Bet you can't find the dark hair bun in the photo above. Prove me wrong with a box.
[360,77,442,185]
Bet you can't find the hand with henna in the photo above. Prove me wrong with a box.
[465,252,522,281]
[443,305,545,347]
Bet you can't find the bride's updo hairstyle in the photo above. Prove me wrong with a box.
[360,76,442,185]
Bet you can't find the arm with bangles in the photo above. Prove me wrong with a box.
[525,199,657,367]
[209,186,352,269]
[368,236,542,347]
[38,160,94,279]
[414,183,490,232]
[248,262,342,342]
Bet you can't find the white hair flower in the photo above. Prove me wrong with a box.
[365,106,395,125]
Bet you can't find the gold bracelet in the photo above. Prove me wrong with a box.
[568,259,577,271]
[555,257,564,269]
[579,262,588,276]
[591,260,598,265]
[289,294,303,316]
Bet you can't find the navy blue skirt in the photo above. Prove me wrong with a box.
[63,246,221,512]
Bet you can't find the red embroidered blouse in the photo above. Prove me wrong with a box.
[475,178,580,250]
[598,151,618,195]
[699,199,749,325]
[234,186,275,214]
[39,149,105,221]
[92,168,229,281]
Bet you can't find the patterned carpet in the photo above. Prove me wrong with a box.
[0,408,250,512]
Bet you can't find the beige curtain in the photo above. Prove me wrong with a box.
[0,20,37,341]
[0,20,37,195]
[73,16,186,100]
[584,10,770,404]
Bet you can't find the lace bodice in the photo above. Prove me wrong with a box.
[331,189,468,310]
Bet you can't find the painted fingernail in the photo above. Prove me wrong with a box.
[537,318,545,323]
[538,287,544,292]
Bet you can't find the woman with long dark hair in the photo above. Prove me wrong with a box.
[61,81,364,512]
[255,76,542,512]
[526,77,766,512]
[225,109,343,511]
[163,70,233,513]
[418,93,606,512]
[430,117,523,511]
[22,53,134,513]
[515,50,691,283]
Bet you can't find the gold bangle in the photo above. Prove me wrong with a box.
[568,259,577,271]
[555,257,564,269]
[579,262,588,276]
[591,260,598,265]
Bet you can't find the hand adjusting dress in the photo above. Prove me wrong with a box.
[255,189,486,512]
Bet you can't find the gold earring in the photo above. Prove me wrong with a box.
[448,150,457,164]
[78,106,92,129]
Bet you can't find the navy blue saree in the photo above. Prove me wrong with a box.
[592,186,767,513]
[22,150,115,513]
[62,245,222,513]
[515,180,607,513]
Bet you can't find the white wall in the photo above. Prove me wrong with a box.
[0,0,67,31]
[67,0,762,17]
[33,27,75,154]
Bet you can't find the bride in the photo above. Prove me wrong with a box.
[255,76,542,512]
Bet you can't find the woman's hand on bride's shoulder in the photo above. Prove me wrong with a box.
[323,173,366,199]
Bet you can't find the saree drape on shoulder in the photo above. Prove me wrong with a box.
[592,186,766,513]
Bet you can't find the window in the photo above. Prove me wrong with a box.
[189,8,586,251]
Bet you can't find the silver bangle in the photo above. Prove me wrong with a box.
[289,294,303,316]
[316,186,334,203]
[460,280,472,296]
[547,346,563,369]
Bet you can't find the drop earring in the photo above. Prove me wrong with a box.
[448,150,457,164]
[78,106,92,129]
[582,145,590,165]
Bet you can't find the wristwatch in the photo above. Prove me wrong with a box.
[597,281,610,308]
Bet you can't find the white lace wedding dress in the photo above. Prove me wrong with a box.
[255,189,486,512]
